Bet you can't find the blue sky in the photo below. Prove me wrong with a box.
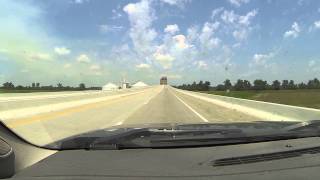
[1,0,320,86]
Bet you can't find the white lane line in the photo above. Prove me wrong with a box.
[174,89,300,121]
[0,89,154,120]
[113,86,164,127]
[172,91,209,123]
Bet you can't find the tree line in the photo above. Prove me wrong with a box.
[0,82,101,91]
[175,78,320,91]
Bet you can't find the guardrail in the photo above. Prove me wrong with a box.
[174,88,320,121]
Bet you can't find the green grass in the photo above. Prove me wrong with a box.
[202,89,320,109]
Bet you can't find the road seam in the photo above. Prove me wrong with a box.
[172,92,209,123]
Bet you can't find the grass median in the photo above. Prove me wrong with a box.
[201,89,320,109]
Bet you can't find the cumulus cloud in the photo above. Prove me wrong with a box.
[27,52,51,61]
[284,22,301,38]
[153,50,175,69]
[250,52,275,67]
[73,0,89,4]
[160,0,190,7]
[164,24,180,34]
[54,47,70,55]
[123,0,157,56]
[161,73,182,79]
[221,9,258,41]
[194,61,208,69]
[77,54,91,63]
[228,0,250,7]
[211,7,224,19]
[111,9,122,20]
[314,20,320,29]
[309,60,316,67]
[199,22,221,49]
[99,24,123,33]
[308,60,320,72]
[136,63,151,69]
[173,34,190,49]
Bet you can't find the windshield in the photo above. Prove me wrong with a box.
[1,0,320,148]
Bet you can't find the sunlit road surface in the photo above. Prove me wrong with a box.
[0,86,260,146]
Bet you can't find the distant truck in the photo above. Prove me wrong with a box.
[160,77,167,85]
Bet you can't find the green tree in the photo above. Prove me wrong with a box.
[79,83,86,90]
[307,78,320,89]
[272,80,281,90]
[243,80,251,90]
[2,82,15,89]
[282,80,289,89]
[57,83,63,89]
[204,81,210,91]
[288,80,296,89]
[253,79,268,90]
[224,79,232,90]
[234,79,244,90]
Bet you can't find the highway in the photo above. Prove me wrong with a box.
[1,85,262,146]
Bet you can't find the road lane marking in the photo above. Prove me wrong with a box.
[114,86,165,127]
[174,88,300,121]
[5,91,152,128]
[0,88,156,120]
[172,91,209,123]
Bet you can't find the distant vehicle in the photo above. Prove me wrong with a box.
[160,77,167,85]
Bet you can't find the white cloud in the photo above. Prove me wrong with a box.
[123,0,157,56]
[77,54,91,63]
[228,0,250,7]
[27,52,51,61]
[173,34,190,50]
[63,63,72,69]
[153,51,175,69]
[250,52,275,67]
[164,24,180,34]
[314,20,320,29]
[161,73,182,79]
[284,22,301,38]
[309,60,316,67]
[308,60,320,72]
[221,9,257,41]
[99,24,123,33]
[160,0,190,7]
[238,9,257,26]
[73,0,89,4]
[199,22,221,49]
[89,64,101,71]
[232,29,247,41]
[111,9,122,19]
[194,60,208,69]
[136,63,151,69]
[211,7,224,19]
[187,26,199,42]
[54,47,70,55]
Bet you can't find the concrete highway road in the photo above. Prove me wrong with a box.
[0,86,260,146]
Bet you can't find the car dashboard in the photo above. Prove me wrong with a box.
[1,123,320,180]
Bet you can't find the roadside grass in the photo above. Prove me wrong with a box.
[202,89,320,109]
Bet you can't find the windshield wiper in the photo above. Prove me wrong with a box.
[87,128,244,150]
[50,121,320,150]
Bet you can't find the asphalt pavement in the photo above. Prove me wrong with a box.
[0,85,260,146]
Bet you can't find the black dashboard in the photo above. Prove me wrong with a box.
[1,123,320,180]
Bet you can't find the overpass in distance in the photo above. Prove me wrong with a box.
[1,85,320,146]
